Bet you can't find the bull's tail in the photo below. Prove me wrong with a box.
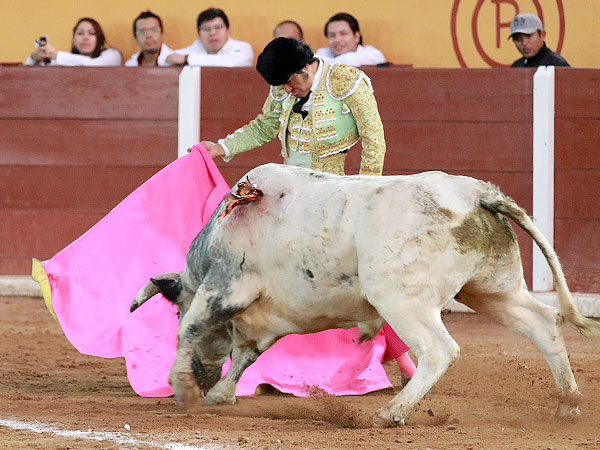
[479,186,600,338]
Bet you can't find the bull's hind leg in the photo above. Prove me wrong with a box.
[367,296,460,427]
[203,333,272,405]
[458,286,582,421]
[202,347,259,405]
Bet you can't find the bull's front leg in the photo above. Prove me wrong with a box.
[169,322,230,409]
[170,275,262,409]
[169,347,203,409]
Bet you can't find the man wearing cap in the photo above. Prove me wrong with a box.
[509,13,570,68]
[203,37,386,176]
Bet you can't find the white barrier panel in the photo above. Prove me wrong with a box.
[532,66,555,292]
[177,66,201,158]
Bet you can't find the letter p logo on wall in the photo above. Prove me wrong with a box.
[451,0,565,67]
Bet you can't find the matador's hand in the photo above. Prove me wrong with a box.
[201,141,226,159]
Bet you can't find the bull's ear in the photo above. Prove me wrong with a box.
[151,276,182,304]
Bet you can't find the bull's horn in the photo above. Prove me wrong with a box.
[130,272,182,313]
[130,280,161,312]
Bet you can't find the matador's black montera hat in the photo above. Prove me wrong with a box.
[256,38,314,86]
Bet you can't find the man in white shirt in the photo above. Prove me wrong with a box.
[125,11,173,67]
[164,7,253,67]
[316,12,385,67]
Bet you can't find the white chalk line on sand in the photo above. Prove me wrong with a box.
[0,418,231,450]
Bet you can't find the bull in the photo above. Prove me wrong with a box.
[130,163,600,427]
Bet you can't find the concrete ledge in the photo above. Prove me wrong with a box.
[2,275,599,318]
[0,275,42,297]
[531,292,600,318]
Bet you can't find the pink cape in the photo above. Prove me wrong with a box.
[33,144,404,397]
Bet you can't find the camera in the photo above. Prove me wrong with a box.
[35,35,48,47]
[34,35,51,64]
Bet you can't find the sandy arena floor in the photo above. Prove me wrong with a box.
[0,295,599,449]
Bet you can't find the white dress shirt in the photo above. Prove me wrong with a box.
[25,48,122,66]
[315,44,385,67]
[298,56,325,112]
[162,37,253,67]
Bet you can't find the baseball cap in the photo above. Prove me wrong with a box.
[509,13,543,38]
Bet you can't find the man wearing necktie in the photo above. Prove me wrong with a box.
[203,37,386,176]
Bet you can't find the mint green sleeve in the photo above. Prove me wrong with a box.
[344,79,386,176]
[221,90,284,161]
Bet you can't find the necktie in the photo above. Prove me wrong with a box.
[292,91,311,119]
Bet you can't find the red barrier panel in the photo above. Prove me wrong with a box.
[555,69,600,291]
[0,67,180,273]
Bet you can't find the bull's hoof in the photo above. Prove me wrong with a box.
[170,372,201,409]
[373,409,405,428]
[554,404,581,422]
[203,391,237,405]
[555,392,582,422]
[182,387,203,412]
[372,415,395,428]
[172,385,202,411]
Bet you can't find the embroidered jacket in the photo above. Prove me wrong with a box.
[219,61,386,175]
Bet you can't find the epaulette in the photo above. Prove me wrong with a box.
[270,85,289,102]
[326,63,371,100]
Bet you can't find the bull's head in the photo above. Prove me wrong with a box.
[130,272,233,397]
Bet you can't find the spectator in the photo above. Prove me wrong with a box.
[163,7,253,67]
[509,13,570,67]
[273,20,304,42]
[125,10,173,67]
[25,17,121,66]
[316,13,385,67]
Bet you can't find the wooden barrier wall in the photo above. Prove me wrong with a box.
[554,69,600,291]
[1,66,597,292]
[0,66,180,274]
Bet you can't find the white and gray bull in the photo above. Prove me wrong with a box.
[130,163,600,427]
